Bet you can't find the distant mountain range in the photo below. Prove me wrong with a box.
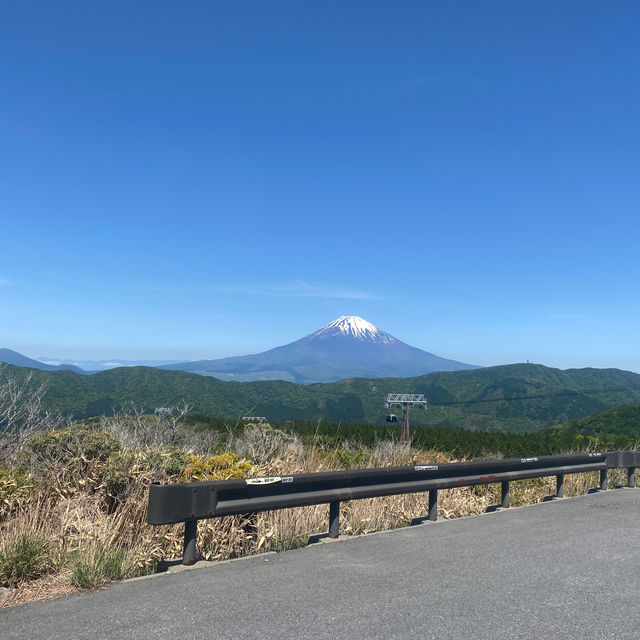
[1,316,477,382]
[2,361,640,434]
[0,349,188,374]
[38,358,184,372]
[0,348,85,374]
[161,316,479,382]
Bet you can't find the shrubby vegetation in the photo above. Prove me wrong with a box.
[183,413,640,459]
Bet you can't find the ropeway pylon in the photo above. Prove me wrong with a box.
[384,394,427,445]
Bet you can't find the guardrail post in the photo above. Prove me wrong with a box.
[556,474,564,498]
[501,481,510,508]
[428,489,438,521]
[627,468,635,488]
[329,500,340,538]
[182,519,197,565]
[599,469,607,491]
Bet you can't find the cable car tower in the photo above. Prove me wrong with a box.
[385,393,427,445]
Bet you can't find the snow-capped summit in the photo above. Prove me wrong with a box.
[162,315,479,383]
[309,316,396,344]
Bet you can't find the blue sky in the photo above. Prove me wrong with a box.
[1,1,639,372]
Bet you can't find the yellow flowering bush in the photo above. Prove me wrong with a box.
[181,452,253,482]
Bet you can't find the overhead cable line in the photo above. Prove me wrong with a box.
[428,385,640,408]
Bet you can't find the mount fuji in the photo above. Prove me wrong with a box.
[161,316,479,383]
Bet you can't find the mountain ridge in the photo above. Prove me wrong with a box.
[2,361,640,434]
[0,348,85,374]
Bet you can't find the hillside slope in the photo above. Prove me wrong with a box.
[547,402,640,446]
[3,362,640,433]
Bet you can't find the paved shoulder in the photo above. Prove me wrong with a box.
[3,489,639,640]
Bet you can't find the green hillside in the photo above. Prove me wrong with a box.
[2,362,640,434]
[547,402,640,448]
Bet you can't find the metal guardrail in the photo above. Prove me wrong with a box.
[147,450,640,565]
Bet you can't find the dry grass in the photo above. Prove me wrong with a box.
[0,421,627,609]
[1,573,79,608]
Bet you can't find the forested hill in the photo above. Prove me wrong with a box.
[2,362,640,434]
[547,402,640,447]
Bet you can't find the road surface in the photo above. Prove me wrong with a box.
[3,488,639,639]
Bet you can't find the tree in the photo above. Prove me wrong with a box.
[99,401,193,449]
[0,365,64,458]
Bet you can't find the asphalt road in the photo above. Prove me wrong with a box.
[3,489,639,640]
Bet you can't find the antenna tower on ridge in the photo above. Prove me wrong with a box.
[384,393,427,445]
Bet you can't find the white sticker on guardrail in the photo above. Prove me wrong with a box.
[414,465,438,471]
[520,457,538,463]
[282,476,293,483]
[588,453,603,457]
[246,477,282,485]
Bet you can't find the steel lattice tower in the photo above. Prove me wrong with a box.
[385,394,427,445]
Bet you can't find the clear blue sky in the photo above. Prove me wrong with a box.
[1,1,639,372]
